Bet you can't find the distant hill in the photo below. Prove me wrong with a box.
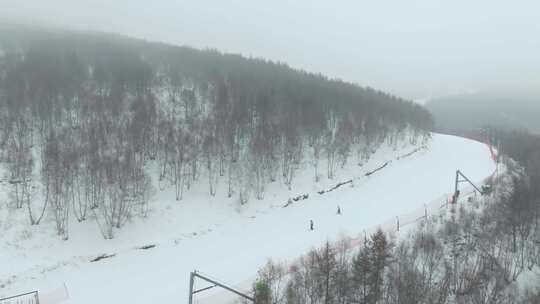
[425,89,540,134]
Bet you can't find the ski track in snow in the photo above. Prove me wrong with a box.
[0,133,496,304]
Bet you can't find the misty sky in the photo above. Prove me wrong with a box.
[1,0,539,100]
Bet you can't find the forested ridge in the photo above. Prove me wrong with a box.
[0,27,432,239]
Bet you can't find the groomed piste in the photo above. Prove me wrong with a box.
[0,133,496,304]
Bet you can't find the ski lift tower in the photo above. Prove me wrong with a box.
[188,271,254,304]
[452,170,485,204]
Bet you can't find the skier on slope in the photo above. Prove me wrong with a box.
[337,205,341,215]
[310,220,314,231]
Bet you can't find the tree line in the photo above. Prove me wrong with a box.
[0,27,432,239]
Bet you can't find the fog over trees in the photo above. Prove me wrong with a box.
[0,27,432,239]
[3,0,540,99]
[426,90,540,135]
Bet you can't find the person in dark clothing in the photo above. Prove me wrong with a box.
[310,220,314,231]
[337,206,341,215]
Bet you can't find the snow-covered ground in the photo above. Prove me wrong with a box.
[0,133,496,304]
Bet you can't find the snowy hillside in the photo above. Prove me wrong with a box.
[0,133,495,304]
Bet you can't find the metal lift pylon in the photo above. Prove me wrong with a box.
[188,271,254,304]
[452,170,484,204]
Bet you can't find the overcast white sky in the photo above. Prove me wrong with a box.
[1,0,539,99]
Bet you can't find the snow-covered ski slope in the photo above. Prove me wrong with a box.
[0,133,496,304]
